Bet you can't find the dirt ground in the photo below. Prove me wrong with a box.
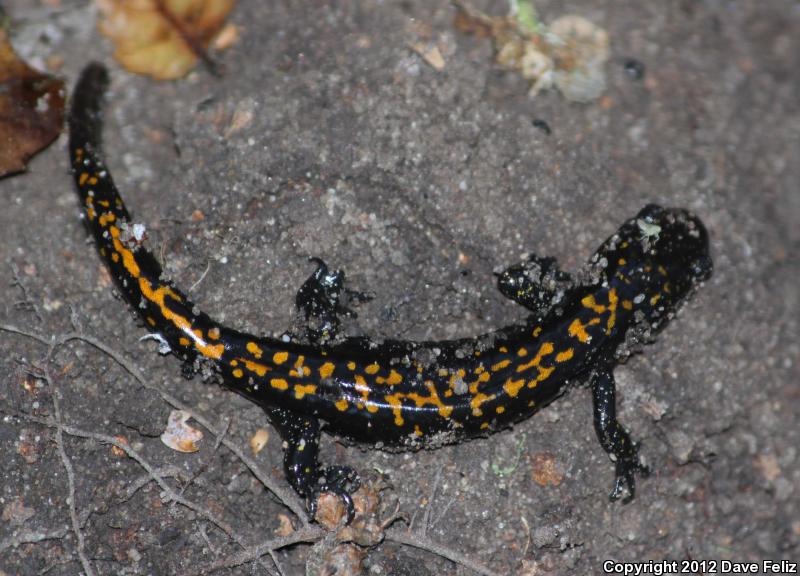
[1,1,798,575]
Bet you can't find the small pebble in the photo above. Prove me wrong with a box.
[532,118,552,135]
[623,58,646,80]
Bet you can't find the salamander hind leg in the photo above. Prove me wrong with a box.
[590,367,650,503]
[264,406,361,523]
[295,257,371,344]
[495,254,574,316]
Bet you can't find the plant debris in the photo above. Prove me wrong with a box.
[96,0,237,79]
[160,409,203,453]
[454,0,609,102]
[0,28,65,177]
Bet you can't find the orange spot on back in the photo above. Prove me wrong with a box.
[137,277,224,360]
[606,288,618,334]
[581,294,606,313]
[503,378,525,398]
[319,362,335,379]
[99,212,116,227]
[242,358,270,377]
[384,369,403,386]
[294,384,316,399]
[109,226,140,278]
[491,359,511,372]
[247,341,263,358]
[516,341,554,373]
[384,393,405,426]
[470,392,493,416]
[270,378,289,390]
[568,317,600,343]
[528,366,554,388]
[555,349,574,363]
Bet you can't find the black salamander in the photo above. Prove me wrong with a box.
[68,63,713,520]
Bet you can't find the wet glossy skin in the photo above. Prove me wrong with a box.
[68,63,712,519]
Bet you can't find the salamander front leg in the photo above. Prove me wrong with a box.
[495,254,574,317]
[264,405,360,522]
[295,258,371,344]
[590,367,650,503]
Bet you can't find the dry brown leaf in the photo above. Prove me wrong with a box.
[0,29,65,177]
[96,0,236,79]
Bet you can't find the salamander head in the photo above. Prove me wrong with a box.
[594,204,712,331]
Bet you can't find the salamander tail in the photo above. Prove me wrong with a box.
[68,62,109,164]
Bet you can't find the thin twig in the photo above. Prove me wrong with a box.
[2,324,285,573]
[189,260,212,293]
[121,465,189,502]
[3,324,504,576]
[49,373,96,576]
[267,549,287,576]
[0,528,69,554]
[10,262,42,322]
[0,324,308,522]
[178,416,230,500]
[16,412,277,574]
[198,523,220,557]
[385,529,500,576]
[420,466,442,537]
[189,526,325,575]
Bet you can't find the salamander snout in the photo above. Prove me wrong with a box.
[690,253,713,282]
[637,205,713,289]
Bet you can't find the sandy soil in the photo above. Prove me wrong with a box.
[1,1,797,574]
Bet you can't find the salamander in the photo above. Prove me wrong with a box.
[68,63,713,520]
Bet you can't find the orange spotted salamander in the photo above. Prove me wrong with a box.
[68,63,713,520]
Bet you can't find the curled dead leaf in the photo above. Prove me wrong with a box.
[96,0,236,79]
[160,409,203,453]
[315,479,387,547]
[315,491,348,531]
[0,28,65,177]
